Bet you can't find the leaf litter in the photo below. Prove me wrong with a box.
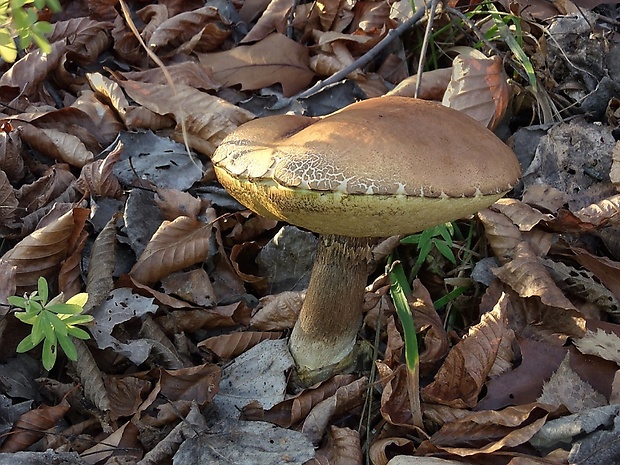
[0,0,620,464]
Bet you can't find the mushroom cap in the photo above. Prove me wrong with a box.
[212,97,521,237]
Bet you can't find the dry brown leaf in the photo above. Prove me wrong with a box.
[0,128,25,181]
[148,6,231,54]
[0,398,71,452]
[250,290,305,330]
[157,303,245,333]
[492,198,553,232]
[71,91,124,146]
[73,339,111,413]
[48,17,112,63]
[477,208,523,263]
[118,80,255,155]
[538,353,607,413]
[573,193,620,227]
[421,294,508,408]
[521,183,569,214]
[40,128,94,168]
[574,328,620,365]
[493,242,578,310]
[387,67,453,100]
[137,3,168,43]
[379,364,417,429]
[75,143,123,198]
[80,421,140,465]
[155,187,204,221]
[0,170,18,232]
[197,331,283,359]
[105,375,152,420]
[421,403,552,457]
[442,50,510,130]
[572,247,620,304]
[129,216,212,285]
[312,426,363,465]
[197,33,314,97]
[116,62,220,90]
[83,214,119,314]
[87,72,131,118]
[157,363,221,407]
[302,376,368,444]
[611,140,620,185]
[241,374,358,427]
[16,122,68,166]
[411,279,450,366]
[1,207,88,292]
[241,0,290,43]
[369,437,414,465]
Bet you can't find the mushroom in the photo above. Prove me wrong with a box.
[212,97,521,383]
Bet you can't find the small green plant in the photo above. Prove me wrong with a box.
[0,0,61,63]
[8,277,93,370]
[400,222,456,281]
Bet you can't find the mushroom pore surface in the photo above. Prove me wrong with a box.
[212,97,521,237]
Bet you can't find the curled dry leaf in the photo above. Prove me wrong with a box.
[387,67,453,100]
[80,421,140,465]
[71,91,124,146]
[118,80,255,155]
[197,331,283,359]
[478,208,523,263]
[241,0,290,43]
[491,198,553,232]
[442,50,510,130]
[73,339,111,413]
[1,207,88,292]
[75,143,123,198]
[538,353,608,413]
[16,122,67,165]
[0,398,70,453]
[493,241,578,310]
[48,17,112,63]
[241,374,358,428]
[421,294,508,408]
[369,437,414,465]
[40,128,94,168]
[129,216,212,286]
[116,62,220,90]
[573,193,620,227]
[379,364,417,429]
[148,6,230,53]
[197,33,314,97]
[411,279,450,366]
[0,128,25,181]
[250,290,305,330]
[83,213,119,314]
[312,426,363,465]
[0,170,18,232]
[521,183,569,215]
[302,376,368,445]
[421,403,552,457]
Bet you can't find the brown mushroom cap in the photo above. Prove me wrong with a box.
[213,97,521,237]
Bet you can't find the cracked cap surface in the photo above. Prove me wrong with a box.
[212,97,521,237]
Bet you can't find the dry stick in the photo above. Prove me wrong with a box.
[414,0,440,99]
[289,7,428,103]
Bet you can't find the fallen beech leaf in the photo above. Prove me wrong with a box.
[369,437,415,465]
[477,208,523,263]
[73,339,111,413]
[411,279,450,366]
[80,421,140,465]
[241,374,358,427]
[129,216,212,285]
[159,363,221,406]
[0,128,25,181]
[118,80,255,155]
[442,49,510,130]
[75,143,123,198]
[538,353,607,413]
[574,328,620,364]
[0,398,70,452]
[198,331,282,359]
[241,0,290,43]
[250,291,305,330]
[492,198,553,232]
[422,294,508,408]
[40,128,94,168]
[493,242,578,311]
[312,426,363,465]
[1,207,88,292]
[387,67,453,100]
[197,33,314,97]
[116,62,220,90]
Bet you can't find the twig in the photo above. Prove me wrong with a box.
[415,0,440,98]
[286,6,428,104]
[286,0,300,39]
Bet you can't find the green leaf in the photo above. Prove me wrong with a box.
[433,239,456,264]
[66,292,88,308]
[46,0,60,12]
[37,277,49,305]
[46,311,68,336]
[57,333,77,361]
[67,326,90,340]
[388,259,418,373]
[31,315,44,345]
[42,335,57,371]
[8,295,27,309]
[40,312,56,341]
[47,303,84,315]
[63,314,94,326]
[16,334,37,353]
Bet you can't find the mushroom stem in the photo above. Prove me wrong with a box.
[289,234,372,377]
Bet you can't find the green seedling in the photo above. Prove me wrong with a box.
[401,223,456,282]
[8,277,92,371]
[0,0,61,62]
